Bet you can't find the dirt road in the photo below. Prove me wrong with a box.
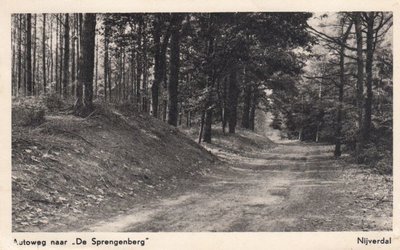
[82,141,392,232]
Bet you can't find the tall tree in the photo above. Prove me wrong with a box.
[71,15,76,96]
[50,15,53,84]
[202,14,216,142]
[241,67,251,129]
[74,13,96,116]
[362,12,392,142]
[32,14,37,95]
[55,14,59,91]
[227,69,239,133]
[249,87,258,131]
[136,16,143,107]
[12,16,16,95]
[167,14,183,126]
[62,14,70,98]
[354,12,365,160]
[152,16,162,117]
[103,15,110,101]
[334,18,353,157]
[95,36,98,99]
[59,14,64,95]
[26,14,32,96]
[42,13,47,94]
[17,14,22,96]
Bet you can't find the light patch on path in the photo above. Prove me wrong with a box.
[86,193,200,231]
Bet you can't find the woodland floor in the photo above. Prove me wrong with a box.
[12,104,392,232]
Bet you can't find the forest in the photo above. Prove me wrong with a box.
[11,12,394,232]
[11,12,393,172]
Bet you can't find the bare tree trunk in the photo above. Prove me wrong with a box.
[136,19,143,108]
[167,14,182,126]
[42,13,47,94]
[203,15,216,142]
[26,14,32,96]
[32,14,37,95]
[55,14,59,93]
[228,69,239,133]
[130,53,135,102]
[59,14,64,96]
[17,15,22,96]
[221,77,228,134]
[95,36,98,99]
[50,15,53,84]
[198,110,206,144]
[118,48,123,102]
[334,20,352,157]
[151,16,161,117]
[12,16,16,96]
[249,87,257,131]
[354,13,365,161]
[77,14,81,83]
[103,17,109,101]
[142,21,149,112]
[74,13,96,116]
[62,13,70,98]
[363,12,374,142]
[241,67,251,129]
[71,15,76,96]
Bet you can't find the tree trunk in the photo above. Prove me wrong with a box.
[55,15,59,92]
[74,13,96,116]
[12,16,16,96]
[167,15,182,126]
[50,16,53,84]
[62,14,70,98]
[203,104,213,142]
[249,87,258,131]
[363,12,374,142]
[71,15,76,96]
[103,18,109,101]
[241,71,251,129]
[95,36,99,99]
[42,13,47,94]
[228,69,239,133]
[77,14,82,84]
[354,13,365,161]
[198,110,206,144]
[17,14,22,96]
[136,19,143,108]
[203,14,216,142]
[221,77,228,134]
[59,14,64,96]
[334,20,352,157]
[32,14,37,95]
[142,21,149,112]
[26,14,32,96]
[151,17,162,118]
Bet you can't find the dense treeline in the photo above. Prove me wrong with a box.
[271,12,392,171]
[11,13,312,136]
[11,12,393,171]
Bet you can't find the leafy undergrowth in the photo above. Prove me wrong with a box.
[12,102,217,232]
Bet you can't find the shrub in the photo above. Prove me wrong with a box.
[42,93,64,111]
[357,142,392,175]
[12,98,45,127]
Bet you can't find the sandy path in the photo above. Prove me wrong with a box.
[82,142,391,232]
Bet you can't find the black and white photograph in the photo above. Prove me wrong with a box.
[2,1,398,248]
